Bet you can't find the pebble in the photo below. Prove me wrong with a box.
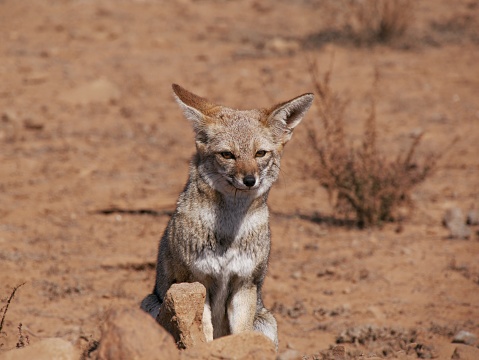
[466,208,479,226]
[452,330,477,346]
[277,349,301,360]
[291,271,302,279]
[266,37,300,55]
[443,207,471,239]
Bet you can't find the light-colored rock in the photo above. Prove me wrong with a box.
[453,330,477,346]
[157,282,206,349]
[96,306,179,360]
[0,338,79,360]
[277,348,301,360]
[181,331,276,360]
[443,207,471,239]
[1,109,18,123]
[266,37,300,55]
[59,78,120,105]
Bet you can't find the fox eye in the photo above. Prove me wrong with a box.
[220,151,235,160]
[255,150,267,158]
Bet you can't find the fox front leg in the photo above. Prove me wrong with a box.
[227,284,257,334]
[202,294,214,342]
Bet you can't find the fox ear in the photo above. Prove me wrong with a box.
[268,93,314,142]
[172,84,218,128]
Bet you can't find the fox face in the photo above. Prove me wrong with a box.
[195,108,282,197]
[172,84,313,198]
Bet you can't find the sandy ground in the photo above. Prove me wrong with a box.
[1,0,478,358]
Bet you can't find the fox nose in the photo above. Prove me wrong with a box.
[243,175,256,187]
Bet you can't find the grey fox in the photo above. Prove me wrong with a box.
[141,84,313,347]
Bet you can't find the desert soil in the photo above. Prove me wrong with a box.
[0,0,478,358]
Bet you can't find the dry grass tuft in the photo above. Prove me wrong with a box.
[345,0,415,44]
[16,323,29,349]
[306,61,448,228]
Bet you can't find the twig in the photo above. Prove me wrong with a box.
[0,282,26,335]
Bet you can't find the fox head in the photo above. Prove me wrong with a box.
[172,84,313,198]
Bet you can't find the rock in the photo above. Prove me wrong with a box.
[0,338,79,360]
[96,306,179,360]
[466,208,479,226]
[59,78,120,105]
[451,344,479,360]
[434,343,458,360]
[23,118,44,130]
[181,331,276,360]
[291,271,302,279]
[24,72,48,85]
[277,349,301,360]
[1,109,18,123]
[452,330,477,346]
[157,282,207,349]
[332,345,346,360]
[265,37,300,55]
[443,207,471,239]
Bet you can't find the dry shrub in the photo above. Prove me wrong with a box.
[16,323,29,349]
[306,62,443,228]
[303,0,416,49]
[345,0,414,44]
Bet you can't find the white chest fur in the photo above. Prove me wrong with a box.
[189,198,267,280]
[191,247,256,279]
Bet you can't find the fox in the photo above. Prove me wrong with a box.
[141,84,313,348]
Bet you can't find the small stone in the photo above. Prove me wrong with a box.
[429,113,449,123]
[266,37,300,55]
[0,338,79,360]
[452,330,477,346]
[277,348,301,360]
[332,345,346,360]
[409,127,424,138]
[24,72,48,85]
[291,271,302,279]
[1,110,18,122]
[466,208,479,226]
[443,207,471,239]
[23,118,44,130]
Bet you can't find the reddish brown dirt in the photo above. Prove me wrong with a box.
[1,0,478,358]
